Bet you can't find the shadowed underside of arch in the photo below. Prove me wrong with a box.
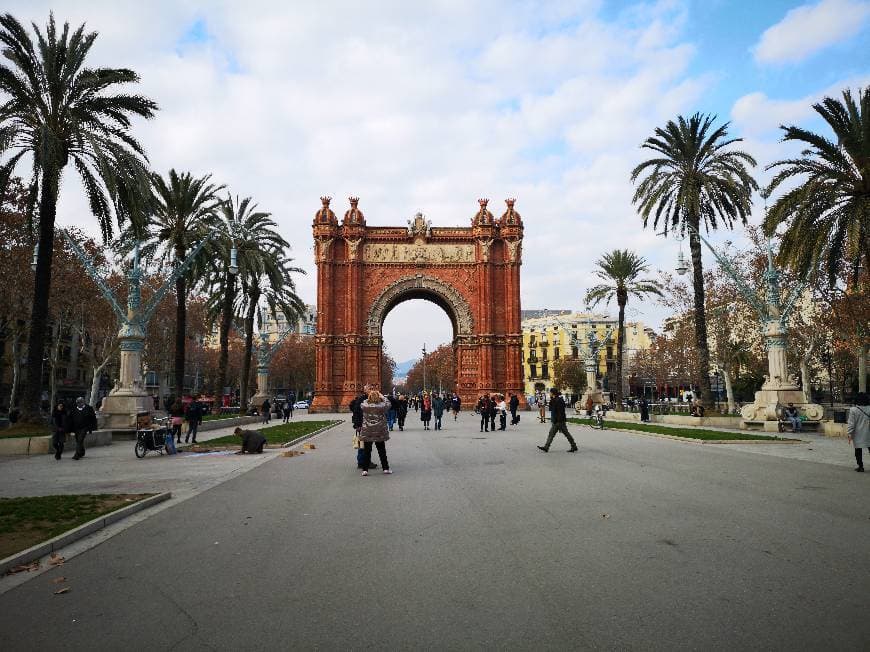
[309,198,525,412]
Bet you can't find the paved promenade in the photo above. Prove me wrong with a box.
[1,411,868,650]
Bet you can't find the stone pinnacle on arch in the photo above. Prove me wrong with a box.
[343,196,365,225]
[500,198,522,225]
[473,197,494,225]
[315,196,337,224]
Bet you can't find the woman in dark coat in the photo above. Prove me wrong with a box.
[51,402,67,460]
[360,390,392,476]
[396,394,409,431]
[639,398,650,423]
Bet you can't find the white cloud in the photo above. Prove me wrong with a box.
[753,0,870,65]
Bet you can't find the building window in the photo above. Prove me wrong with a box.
[542,365,549,379]
[554,347,560,359]
[530,365,537,379]
[572,346,578,359]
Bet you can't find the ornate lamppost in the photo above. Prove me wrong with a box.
[689,226,823,429]
[63,231,214,428]
[250,308,299,409]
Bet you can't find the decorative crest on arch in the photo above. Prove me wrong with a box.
[366,275,474,337]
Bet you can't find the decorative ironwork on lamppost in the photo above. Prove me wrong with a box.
[422,343,428,393]
[686,224,824,426]
[62,229,216,427]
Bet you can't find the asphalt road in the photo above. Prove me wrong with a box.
[2,414,868,650]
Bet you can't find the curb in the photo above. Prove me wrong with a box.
[280,419,344,448]
[569,421,801,445]
[0,492,172,576]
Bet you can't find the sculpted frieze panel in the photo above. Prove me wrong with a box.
[363,243,475,264]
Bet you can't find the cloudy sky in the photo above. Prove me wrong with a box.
[6,0,870,362]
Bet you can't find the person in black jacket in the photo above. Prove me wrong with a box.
[538,388,577,453]
[185,401,203,444]
[51,402,68,460]
[396,394,409,431]
[509,393,520,425]
[67,397,98,460]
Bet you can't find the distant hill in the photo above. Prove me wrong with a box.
[394,359,416,378]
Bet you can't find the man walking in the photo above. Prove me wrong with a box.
[509,392,519,425]
[68,397,98,460]
[185,400,202,444]
[538,388,578,453]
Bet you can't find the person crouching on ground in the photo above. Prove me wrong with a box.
[234,427,267,454]
[847,392,870,472]
[359,390,392,476]
[538,388,578,453]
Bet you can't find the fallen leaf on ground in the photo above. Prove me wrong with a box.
[54,587,70,595]
[601,514,610,519]
[51,577,67,584]
[303,443,316,450]
[8,561,40,574]
[48,554,65,566]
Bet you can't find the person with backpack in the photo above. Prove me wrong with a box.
[847,392,870,472]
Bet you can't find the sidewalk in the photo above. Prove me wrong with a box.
[0,412,344,501]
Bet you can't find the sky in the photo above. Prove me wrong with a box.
[5,0,870,362]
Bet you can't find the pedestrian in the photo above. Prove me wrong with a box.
[433,392,445,430]
[585,395,594,418]
[51,401,67,460]
[261,398,271,424]
[387,394,398,431]
[397,394,408,431]
[67,397,98,460]
[420,392,432,430]
[412,395,419,412]
[509,392,519,425]
[477,394,491,432]
[537,388,578,453]
[537,390,547,423]
[488,395,497,432]
[847,392,870,472]
[451,392,461,420]
[170,399,184,444]
[351,389,377,471]
[639,397,650,423]
[783,402,801,433]
[359,389,392,476]
[234,427,266,454]
[496,394,507,431]
[185,400,202,444]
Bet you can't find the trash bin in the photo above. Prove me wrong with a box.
[833,409,848,424]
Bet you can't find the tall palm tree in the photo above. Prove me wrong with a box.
[631,114,757,407]
[207,195,287,402]
[764,87,869,285]
[125,170,224,397]
[238,255,305,411]
[0,13,157,419]
[584,250,662,407]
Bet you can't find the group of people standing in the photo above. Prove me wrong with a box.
[475,392,520,432]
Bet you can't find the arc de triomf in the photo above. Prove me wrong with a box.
[309,196,525,413]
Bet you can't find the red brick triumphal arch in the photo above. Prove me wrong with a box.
[309,196,525,413]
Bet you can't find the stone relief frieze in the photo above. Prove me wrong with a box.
[363,243,475,264]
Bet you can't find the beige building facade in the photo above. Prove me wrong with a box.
[521,311,654,398]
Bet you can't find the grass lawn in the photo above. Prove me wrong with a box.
[567,418,792,441]
[201,420,340,447]
[0,494,154,559]
[0,423,51,439]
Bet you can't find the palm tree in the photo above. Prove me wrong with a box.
[207,195,287,402]
[124,170,224,397]
[764,87,869,285]
[238,255,305,411]
[631,114,757,407]
[0,13,157,419]
[585,250,663,407]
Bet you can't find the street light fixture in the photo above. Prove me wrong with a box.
[422,343,427,393]
[228,243,239,276]
[31,242,38,271]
